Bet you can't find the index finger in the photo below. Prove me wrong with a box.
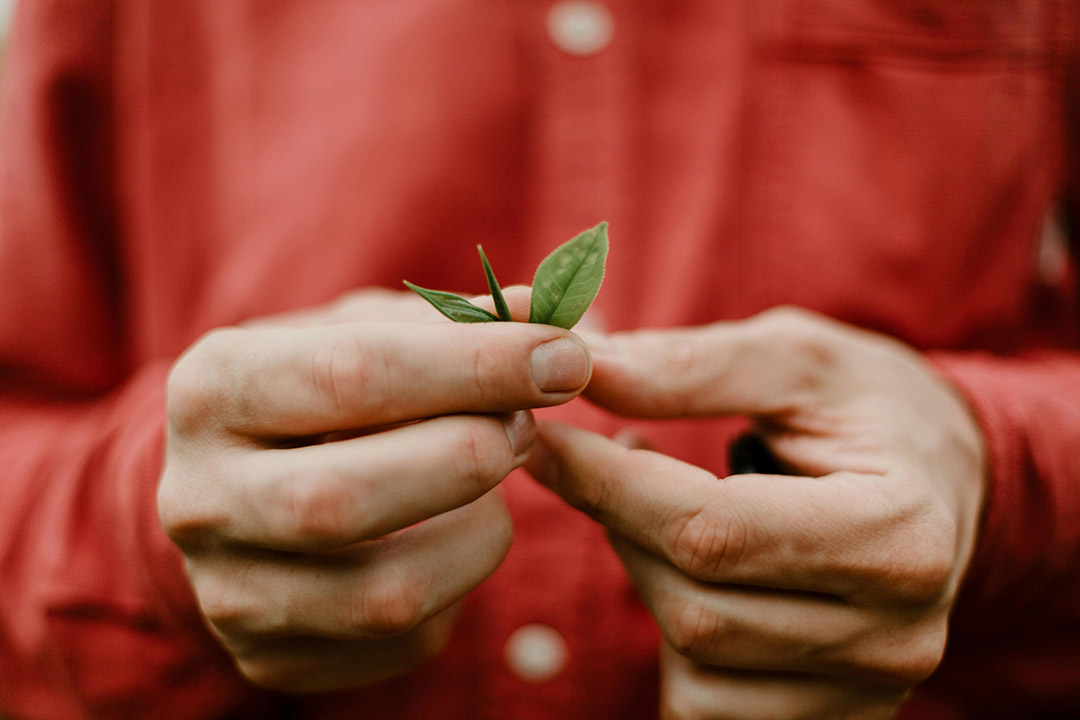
[170,321,591,437]
[527,422,889,596]
[581,307,858,419]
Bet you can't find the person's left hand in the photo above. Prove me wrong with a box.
[525,306,986,720]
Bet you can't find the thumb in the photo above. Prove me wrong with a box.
[581,307,844,420]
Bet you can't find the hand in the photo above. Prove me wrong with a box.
[526,307,986,720]
[158,288,591,691]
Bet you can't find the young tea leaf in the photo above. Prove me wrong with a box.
[529,222,608,329]
[477,245,512,322]
[403,281,499,323]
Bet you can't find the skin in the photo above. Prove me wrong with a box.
[161,289,984,716]
[158,288,590,691]
[526,306,987,720]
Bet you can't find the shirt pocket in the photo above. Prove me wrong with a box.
[741,0,1074,349]
[776,0,1068,66]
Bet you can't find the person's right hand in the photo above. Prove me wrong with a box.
[157,290,591,691]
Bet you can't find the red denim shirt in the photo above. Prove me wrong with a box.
[1,1,1079,718]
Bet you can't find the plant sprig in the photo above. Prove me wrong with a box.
[404,222,609,330]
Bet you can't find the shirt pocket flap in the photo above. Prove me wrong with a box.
[773,0,1066,64]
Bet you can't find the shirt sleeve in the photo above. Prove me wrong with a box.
[924,351,1080,713]
[917,49,1080,715]
[0,4,255,718]
[930,352,1080,617]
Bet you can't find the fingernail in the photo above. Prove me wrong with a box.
[503,410,536,459]
[530,337,591,393]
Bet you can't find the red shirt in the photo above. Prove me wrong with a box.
[1,2,1079,718]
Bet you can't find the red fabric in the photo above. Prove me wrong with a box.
[0,1,1078,718]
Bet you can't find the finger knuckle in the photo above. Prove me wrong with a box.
[664,598,727,660]
[156,471,221,547]
[449,420,510,496]
[351,571,426,637]
[910,618,949,683]
[859,488,956,604]
[876,618,949,686]
[236,656,309,693]
[660,694,711,720]
[669,504,746,580]
[755,304,829,333]
[652,337,718,415]
[278,469,354,546]
[892,525,955,604]
[195,572,259,635]
[466,340,515,405]
[156,471,186,539]
[664,335,706,382]
[753,306,840,385]
[167,329,241,433]
[310,334,385,418]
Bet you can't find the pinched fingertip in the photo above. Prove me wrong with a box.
[472,285,533,323]
[501,285,533,322]
[503,410,537,462]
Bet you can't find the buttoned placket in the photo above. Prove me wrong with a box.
[490,0,635,712]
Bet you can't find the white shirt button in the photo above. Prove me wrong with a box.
[505,623,568,683]
[546,1,615,57]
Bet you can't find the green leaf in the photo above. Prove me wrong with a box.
[477,245,512,322]
[529,222,609,329]
[403,281,499,323]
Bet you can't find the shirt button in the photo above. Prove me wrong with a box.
[505,623,569,683]
[546,1,615,57]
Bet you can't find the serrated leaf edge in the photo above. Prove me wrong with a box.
[528,222,608,329]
